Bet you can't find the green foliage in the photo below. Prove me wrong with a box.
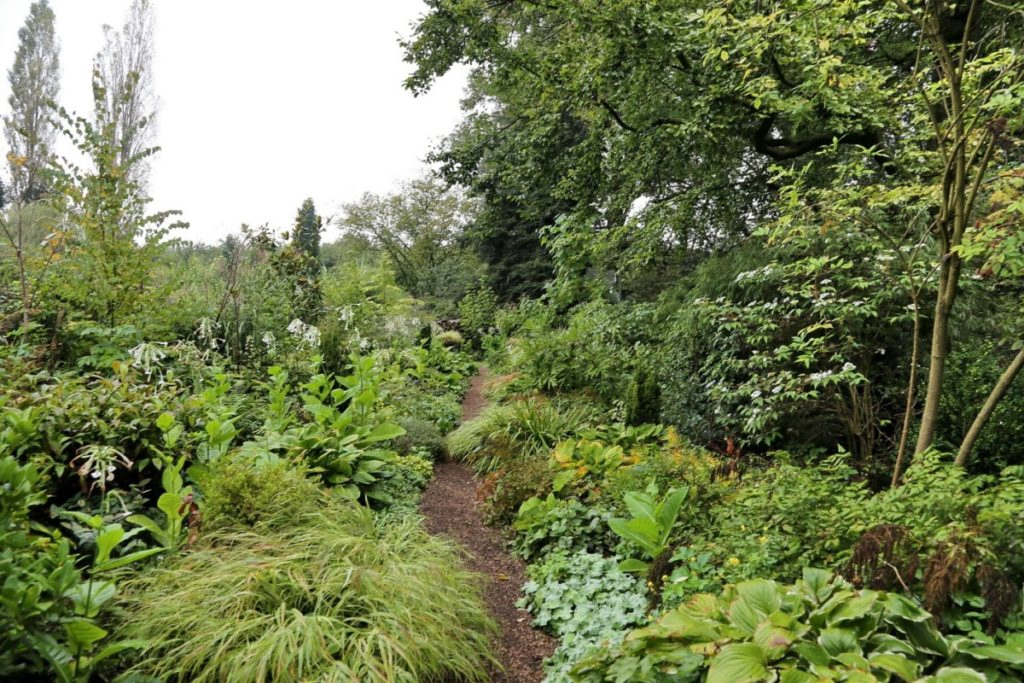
[119,498,496,683]
[195,454,323,531]
[458,282,498,346]
[512,494,616,563]
[608,485,690,574]
[573,570,1024,683]
[518,550,648,683]
[392,415,444,458]
[125,455,192,549]
[0,454,162,682]
[377,453,434,518]
[551,438,631,494]
[446,397,595,475]
[249,356,406,502]
[48,70,184,327]
[482,455,554,526]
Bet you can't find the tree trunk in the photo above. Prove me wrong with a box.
[914,255,959,454]
[892,301,922,487]
[955,346,1024,467]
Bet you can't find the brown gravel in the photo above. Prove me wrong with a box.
[420,370,555,683]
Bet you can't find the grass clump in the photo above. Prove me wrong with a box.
[119,495,496,683]
[446,396,596,474]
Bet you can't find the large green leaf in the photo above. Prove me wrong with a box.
[737,579,782,619]
[921,668,987,682]
[868,652,920,681]
[779,669,818,683]
[93,546,164,572]
[962,644,1024,665]
[707,643,770,683]
[754,622,794,660]
[65,618,108,649]
[655,486,689,536]
[363,422,406,443]
[828,593,878,625]
[818,627,859,656]
[623,491,656,523]
[94,524,126,565]
[68,580,117,618]
[617,558,650,574]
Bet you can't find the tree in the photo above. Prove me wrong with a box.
[292,198,323,269]
[286,198,324,321]
[1,0,60,331]
[4,0,60,203]
[94,0,156,187]
[338,174,484,304]
[405,0,1024,470]
[48,70,183,327]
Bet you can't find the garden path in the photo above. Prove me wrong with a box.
[420,368,555,683]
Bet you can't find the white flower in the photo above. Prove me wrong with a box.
[772,385,783,394]
[751,390,762,398]
[842,362,856,373]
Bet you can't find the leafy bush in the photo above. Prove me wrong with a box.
[393,415,444,459]
[608,485,690,574]
[119,499,496,683]
[573,569,1024,683]
[196,454,324,530]
[437,329,465,349]
[518,550,648,683]
[377,453,434,517]
[512,494,617,562]
[482,455,554,526]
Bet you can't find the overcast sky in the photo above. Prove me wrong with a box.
[0,0,467,244]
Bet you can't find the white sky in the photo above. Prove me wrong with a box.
[0,0,467,244]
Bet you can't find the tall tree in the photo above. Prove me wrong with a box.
[94,0,156,187]
[405,0,1024,468]
[1,0,61,330]
[292,198,323,269]
[4,0,60,203]
[339,174,484,302]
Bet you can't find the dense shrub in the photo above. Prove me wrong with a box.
[392,415,444,458]
[196,455,324,530]
[119,497,496,683]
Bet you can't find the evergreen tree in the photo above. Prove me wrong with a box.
[292,197,322,269]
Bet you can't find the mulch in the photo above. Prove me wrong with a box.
[419,370,555,683]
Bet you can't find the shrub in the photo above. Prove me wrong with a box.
[393,416,444,459]
[446,397,595,474]
[378,453,434,517]
[482,455,554,526]
[512,494,617,562]
[119,499,496,683]
[436,329,465,349]
[196,454,324,531]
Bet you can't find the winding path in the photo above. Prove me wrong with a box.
[420,370,555,683]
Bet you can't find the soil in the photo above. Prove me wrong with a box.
[420,369,556,683]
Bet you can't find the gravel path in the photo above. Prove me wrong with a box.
[420,370,555,683]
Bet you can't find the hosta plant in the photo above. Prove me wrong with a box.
[551,438,633,493]
[572,569,1024,683]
